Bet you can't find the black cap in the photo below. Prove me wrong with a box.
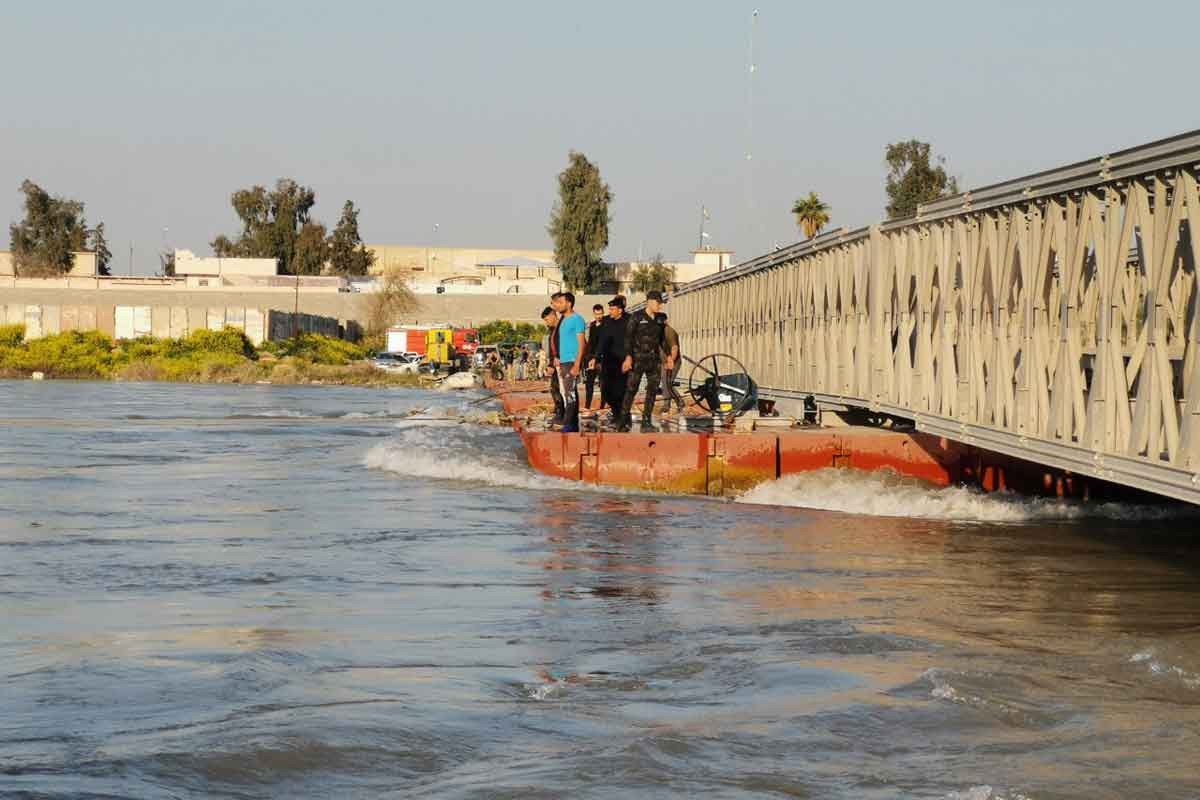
[608,296,626,309]
[646,290,665,302]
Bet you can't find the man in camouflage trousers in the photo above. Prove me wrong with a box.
[619,290,670,433]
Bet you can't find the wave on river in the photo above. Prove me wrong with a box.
[735,467,1193,522]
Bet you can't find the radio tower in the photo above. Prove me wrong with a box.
[745,9,759,250]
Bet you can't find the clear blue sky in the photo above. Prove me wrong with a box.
[2,0,1197,274]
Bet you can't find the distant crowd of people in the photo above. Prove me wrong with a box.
[538,290,682,433]
[483,344,535,381]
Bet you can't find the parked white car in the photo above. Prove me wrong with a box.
[371,352,422,374]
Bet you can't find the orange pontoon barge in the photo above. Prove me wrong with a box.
[489,380,1127,501]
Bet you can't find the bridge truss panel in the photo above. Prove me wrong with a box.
[669,137,1200,504]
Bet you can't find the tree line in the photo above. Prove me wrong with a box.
[8,180,113,276]
[10,138,957,283]
[549,138,959,292]
[7,177,374,278]
[790,139,958,240]
[209,179,374,276]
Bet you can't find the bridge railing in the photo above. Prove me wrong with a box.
[669,130,1200,503]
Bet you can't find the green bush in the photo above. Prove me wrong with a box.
[0,330,117,378]
[479,319,544,345]
[258,333,366,365]
[0,324,25,347]
[182,327,256,358]
[0,325,391,384]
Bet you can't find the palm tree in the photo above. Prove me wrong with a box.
[791,192,831,239]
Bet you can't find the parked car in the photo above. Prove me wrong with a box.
[473,345,499,368]
[371,352,422,374]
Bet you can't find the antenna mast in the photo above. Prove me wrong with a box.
[745,9,758,248]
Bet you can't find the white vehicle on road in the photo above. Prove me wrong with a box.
[371,352,422,374]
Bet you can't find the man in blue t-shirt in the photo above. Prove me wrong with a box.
[554,291,588,433]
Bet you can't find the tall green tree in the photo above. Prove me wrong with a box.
[328,200,375,276]
[884,140,959,219]
[90,222,112,276]
[159,249,176,277]
[211,178,321,274]
[790,192,831,239]
[293,220,329,276]
[9,180,92,276]
[548,151,612,291]
[629,254,676,294]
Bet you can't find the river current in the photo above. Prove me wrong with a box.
[2,381,1199,799]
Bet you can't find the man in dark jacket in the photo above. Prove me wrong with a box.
[542,304,564,425]
[619,291,669,432]
[594,295,628,422]
[584,304,605,410]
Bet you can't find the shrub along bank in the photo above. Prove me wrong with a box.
[0,324,418,386]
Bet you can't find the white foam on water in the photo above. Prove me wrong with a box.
[363,422,601,495]
[946,788,1033,800]
[1129,649,1200,690]
[735,467,1189,523]
[364,428,548,491]
[523,679,566,701]
[242,409,311,419]
[363,423,650,497]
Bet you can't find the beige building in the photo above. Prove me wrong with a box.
[174,249,277,286]
[365,245,562,296]
[367,244,556,280]
[602,249,734,295]
[0,251,99,277]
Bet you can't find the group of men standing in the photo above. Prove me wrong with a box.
[540,290,685,433]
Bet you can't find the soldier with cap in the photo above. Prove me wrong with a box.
[618,290,670,432]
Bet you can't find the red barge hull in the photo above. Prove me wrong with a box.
[490,381,1131,501]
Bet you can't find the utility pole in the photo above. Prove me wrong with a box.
[293,269,300,339]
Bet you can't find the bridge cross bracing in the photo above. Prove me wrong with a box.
[669,130,1200,505]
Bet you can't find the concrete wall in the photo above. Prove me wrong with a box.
[0,285,625,328]
[1,302,345,345]
[0,251,99,277]
[390,294,618,326]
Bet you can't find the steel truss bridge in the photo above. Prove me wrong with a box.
[669,130,1200,505]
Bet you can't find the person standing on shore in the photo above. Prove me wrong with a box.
[555,291,587,434]
[657,312,685,414]
[619,291,668,433]
[595,295,628,424]
[542,304,564,425]
[584,304,605,412]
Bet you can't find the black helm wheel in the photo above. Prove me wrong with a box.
[687,353,756,421]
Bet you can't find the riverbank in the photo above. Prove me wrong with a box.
[0,324,422,387]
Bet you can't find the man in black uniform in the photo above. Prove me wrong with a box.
[583,304,605,411]
[594,295,628,424]
[619,290,669,433]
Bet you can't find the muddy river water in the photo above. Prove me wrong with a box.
[2,381,1198,799]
